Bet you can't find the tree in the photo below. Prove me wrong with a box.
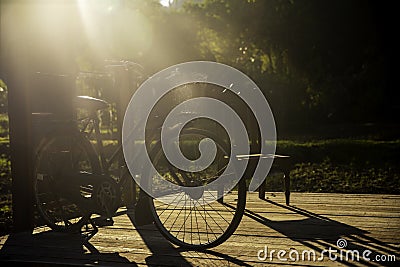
[182,0,389,126]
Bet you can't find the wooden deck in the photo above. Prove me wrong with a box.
[0,192,399,266]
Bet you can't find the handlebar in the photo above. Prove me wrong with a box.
[77,60,145,81]
[104,59,144,73]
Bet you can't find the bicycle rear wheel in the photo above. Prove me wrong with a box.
[146,128,246,249]
[33,130,101,232]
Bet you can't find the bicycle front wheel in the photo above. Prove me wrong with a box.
[33,130,101,232]
[146,128,246,249]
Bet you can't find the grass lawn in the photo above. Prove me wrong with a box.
[267,139,399,194]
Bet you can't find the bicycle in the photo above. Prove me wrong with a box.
[33,60,247,250]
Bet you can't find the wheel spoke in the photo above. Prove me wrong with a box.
[149,129,246,249]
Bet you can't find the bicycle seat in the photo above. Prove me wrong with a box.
[75,96,109,111]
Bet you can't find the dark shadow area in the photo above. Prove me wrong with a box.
[242,199,399,267]
[127,209,252,266]
[0,207,254,267]
[176,248,253,267]
[0,227,135,266]
[126,210,192,266]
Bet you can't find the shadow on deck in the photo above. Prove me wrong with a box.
[0,193,399,266]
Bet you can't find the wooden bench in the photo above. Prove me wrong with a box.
[217,154,292,205]
[257,154,292,205]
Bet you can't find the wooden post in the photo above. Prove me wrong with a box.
[258,178,266,200]
[114,68,137,207]
[4,55,34,233]
[1,1,34,232]
[1,0,80,232]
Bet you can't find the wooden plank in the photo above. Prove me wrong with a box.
[0,192,399,266]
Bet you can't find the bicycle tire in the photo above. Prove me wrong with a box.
[33,129,101,232]
[145,127,246,249]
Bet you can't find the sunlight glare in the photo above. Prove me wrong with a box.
[77,0,154,60]
[160,0,171,7]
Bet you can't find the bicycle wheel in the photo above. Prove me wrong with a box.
[33,130,101,232]
[146,128,246,249]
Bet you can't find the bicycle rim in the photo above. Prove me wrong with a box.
[147,129,246,249]
[33,132,100,232]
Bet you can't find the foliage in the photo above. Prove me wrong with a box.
[54,0,395,127]
[1,0,395,125]
[0,80,7,114]
[180,0,391,125]
[267,159,399,194]
[289,161,399,194]
[0,151,11,235]
[266,139,400,194]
